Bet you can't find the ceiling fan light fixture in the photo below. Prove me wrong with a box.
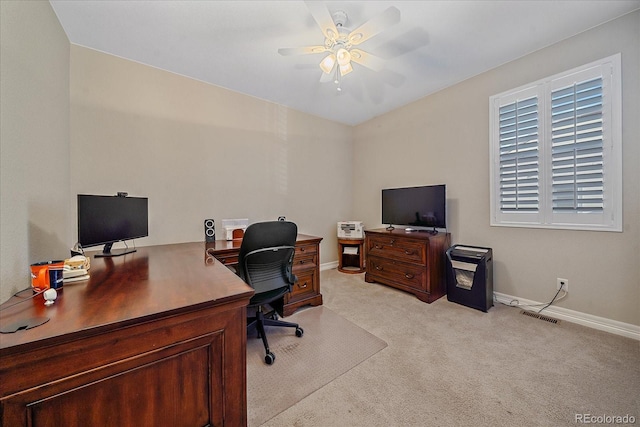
[281,4,400,87]
[336,48,351,66]
[319,53,336,74]
[339,62,353,76]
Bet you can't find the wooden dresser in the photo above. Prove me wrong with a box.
[365,228,451,303]
[206,234,323,316]
[0,243,253,427]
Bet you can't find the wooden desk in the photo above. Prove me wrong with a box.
[205,234,323,316]
[0,242,253,427]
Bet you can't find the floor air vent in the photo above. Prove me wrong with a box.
[520,310,560,324]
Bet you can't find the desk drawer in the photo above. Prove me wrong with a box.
[295,243,317,258]
[289,270,316,302]
[215,253,238,267]
[292,253,317,272]
[207,248,238,266]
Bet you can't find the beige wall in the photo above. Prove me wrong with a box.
[0,1,70,303]
[70,46,353,264]
[352,11,640,326]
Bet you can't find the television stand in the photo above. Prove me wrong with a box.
[365,228,451,303]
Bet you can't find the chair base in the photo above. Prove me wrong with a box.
[247,306,303,365]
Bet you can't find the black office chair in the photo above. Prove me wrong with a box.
[238,221,304,365]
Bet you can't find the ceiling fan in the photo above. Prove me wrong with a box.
[278,2,401,90]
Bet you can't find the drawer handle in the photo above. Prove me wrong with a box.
[405,273,415,279]
[374,244,382,249]
[390,239,395,245]
[298,260,306,265]
[404,250,415,255]
[300,247,306,252]
[298,282,308,289]
[375,265,384,271]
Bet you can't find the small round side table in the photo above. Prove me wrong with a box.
[337,238,365,274]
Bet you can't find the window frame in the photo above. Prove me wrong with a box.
[489,53,622,232]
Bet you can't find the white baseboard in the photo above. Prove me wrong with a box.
[321,261,338,271]
[494,292,640,340]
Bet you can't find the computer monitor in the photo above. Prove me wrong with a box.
[77,194,148,257]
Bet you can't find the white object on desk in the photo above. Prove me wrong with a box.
[43,288,57,306]
[222,218,249,240]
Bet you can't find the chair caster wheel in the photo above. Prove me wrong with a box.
[265,352,275,365]
[295,327,304,337]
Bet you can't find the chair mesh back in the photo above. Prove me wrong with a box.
[238,221,298,295]
[244,247,295,294]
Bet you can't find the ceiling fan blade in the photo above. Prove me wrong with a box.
[278,46,327,56]
[374,27,430,60]
[350,49,385,72]
[305,1,339,41]
[348,6,401,46]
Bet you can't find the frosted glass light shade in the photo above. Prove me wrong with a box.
[319,54,336,73]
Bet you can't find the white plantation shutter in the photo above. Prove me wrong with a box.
[499,96,539,213]
[551,77,604,213]
[490,54,621,231]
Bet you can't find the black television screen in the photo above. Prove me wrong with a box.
[77,194,148,257]
[382,185,446,230]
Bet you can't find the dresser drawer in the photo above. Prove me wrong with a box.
[367,256,426,292]
[367,236,426,265]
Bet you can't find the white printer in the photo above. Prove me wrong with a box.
[337,221,364,239]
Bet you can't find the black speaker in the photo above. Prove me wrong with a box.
[204,219,215,242]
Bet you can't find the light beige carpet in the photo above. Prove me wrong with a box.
[246,305,388,427]
[259,269,639,427]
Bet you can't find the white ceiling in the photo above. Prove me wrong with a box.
[49,0,639,126]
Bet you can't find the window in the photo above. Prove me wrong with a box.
[489,54,622,231]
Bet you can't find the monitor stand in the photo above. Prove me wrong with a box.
[95,242,137,258]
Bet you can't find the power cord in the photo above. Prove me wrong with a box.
[124,239,137,251]
[495,286,567,312]
[537,285,566,313]
[0,288,45,311]
[72,242,85,256]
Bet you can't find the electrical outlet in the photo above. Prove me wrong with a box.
[557,278,568,292]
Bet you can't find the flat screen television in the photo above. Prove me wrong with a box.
[382,185,446,232]
[77,194,148,257]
